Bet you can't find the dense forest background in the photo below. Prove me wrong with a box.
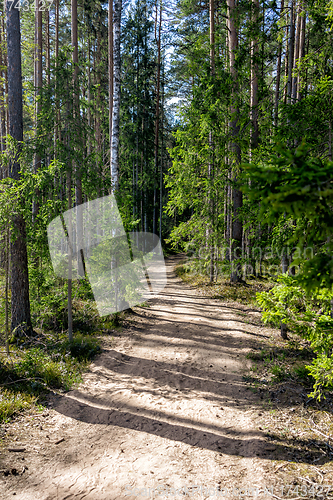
[1,0,333,403]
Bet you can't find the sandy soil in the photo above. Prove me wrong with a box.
[0,255,288,499]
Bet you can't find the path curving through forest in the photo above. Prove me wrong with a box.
[1,255,284,499]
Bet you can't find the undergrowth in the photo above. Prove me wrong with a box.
[0,332,102,423]
[0,273,123,425]
[175,260,273,306]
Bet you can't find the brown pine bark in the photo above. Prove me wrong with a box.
[96,14,102,156]
[153,0,162,236]
[296,7,306,101]
[6,0,32,336]
[291,0,301,102]
[0,18,6,177]
[45,9,50,86]
[283,9,289,104]
[227,0,243,283]
[33,0,42,222]
[109,0,113,151]
[250,0,259,151]
[209,0,215,283]
[287,0,295,103]
[274,0,284,127]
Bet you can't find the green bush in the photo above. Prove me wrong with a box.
[257,274,333,399]
[60,334,101,362]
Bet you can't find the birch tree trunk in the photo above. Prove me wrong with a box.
[110,0,122,194]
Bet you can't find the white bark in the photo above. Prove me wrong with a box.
[110,0,122,194]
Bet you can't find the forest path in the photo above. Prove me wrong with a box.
[1,255,281,499]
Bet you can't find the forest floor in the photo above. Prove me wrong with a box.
[1,254,333,499]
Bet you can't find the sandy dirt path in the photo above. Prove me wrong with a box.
[0,255,281,499]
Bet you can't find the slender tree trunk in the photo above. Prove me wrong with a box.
[66,85,73,341]
[54,0,60,156]
[296,7,306,101]
[209,0,215,282]
[4,227,9,354]
[87,34,91,156]
[33,0,42,222]
[287,0,295,103]
[227,0,243,283]
[291,0,301,102]
[0,19,7,176]
[159,62,164,242]
[250,0,259,151]
[153,0,162,235]
[274,0,284,127]
[6,0,32,336]
[45,9,50,86]
[109,0,113,157]
[283,6,289,105]
[96,14,102,157]
[71,0,83,278]
[329,118,332,162]
[67,169,73,342]
[110,0,122,194]
[280,252,289,339]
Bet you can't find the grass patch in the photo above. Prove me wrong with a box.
[0,389,37,423]
[0,331,102,424]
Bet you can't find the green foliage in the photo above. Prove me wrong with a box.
[270,364,288,382]
[0,329,102,423]
[0,389,36,424]
[60,334,101,362]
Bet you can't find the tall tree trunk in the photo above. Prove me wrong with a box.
[54,0,60,156]
[45,9,50,86]
[287,0,295,103]
[250,0,259,152]
[96,13,102,157]
[110,0,122,194]
[291,0,301,102]
[296,7,306,101]
[159,61,164,242]
[153,0,162,236]
[209,0,215,282]
[227,0,243,283]
[0,19,7,176]
[6,0,32,336]
[274,0,284,127]
[248,0,260,277]
[87,34,91,156]
[33,0,42,222]
[283,9,289,104]
[71,0,83,277]
[108,0,113,159]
